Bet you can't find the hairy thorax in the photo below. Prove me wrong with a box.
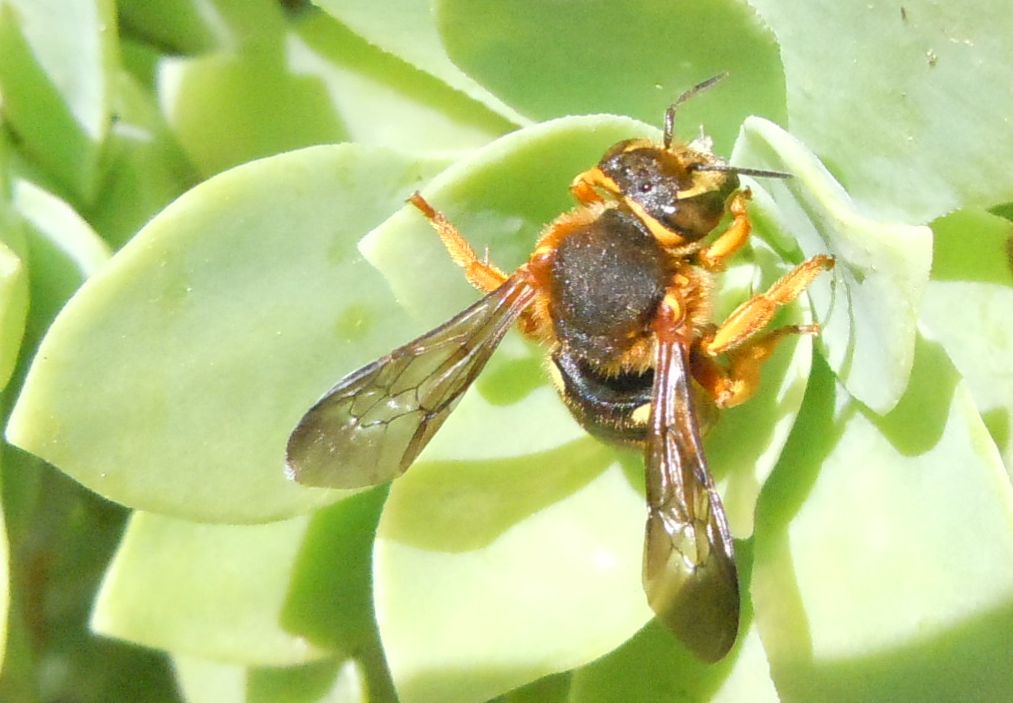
[548,207,669,370]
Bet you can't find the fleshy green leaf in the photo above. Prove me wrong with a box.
[569,588,778,703]
[0,240,28,392]
[93,511,325,666]
[174,655,246,703]
[374,443,649,703]
[752,345,1013,702]
[745,0,1013,223]
[174,655,374,703]
[11,179,112,345]
[246,659,370,703]
[436,0,785,154]
[288,10,514,155]
[116,0,221,55]
[919,208,1013,474]
[733,117,932,414]
[7,145,445,523]
[86,68,198,248]
[312,0,528,125]
[0,463,8,672]
[157,46,347,178]
[96,487,388,672]
[0,0,118,201]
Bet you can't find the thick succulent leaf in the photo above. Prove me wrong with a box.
[11,179,112,343]
[174,655,374,703]
[0,240,28,392]
[287,11,514,155]
[0,0,117,201]
[733,117,932,414]
[174,655,246,703]
[7,146,445,523]
[95,487,386,670]
[569,580,778,702]
[116,0,221,54]
[746,0,1013,223]
[86,68,199,248]
[93,511,324,666]
[752,345,1013,702]
[246,659,371,703]
[374,442,650,703]
[919,208,1013,473]
[0,461,8,670]
[435,0,785,154]
[312,0,528,125]
[157,47,347,178]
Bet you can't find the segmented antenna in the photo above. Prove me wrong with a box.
[663,73,729,149]
[689,163,792,179]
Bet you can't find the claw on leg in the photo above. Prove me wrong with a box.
[695,324,821,408]
[408,192,508,292]
[703,255,835,357]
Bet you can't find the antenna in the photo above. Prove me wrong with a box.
[663,73,729,149]
[688,163,792,179]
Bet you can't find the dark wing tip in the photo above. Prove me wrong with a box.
[644,523,740,661]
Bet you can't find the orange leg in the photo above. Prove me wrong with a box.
[408,193,508,293]
[569,170,604,205]
[701,254,835,357]
[694,324,820,408]
[697,189,752,272]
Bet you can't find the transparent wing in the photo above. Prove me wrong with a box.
[643,337,739,662]
[286,276,536,488]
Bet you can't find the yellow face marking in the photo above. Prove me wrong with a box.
[622,198,688,248]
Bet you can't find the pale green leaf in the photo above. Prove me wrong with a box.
[0,0,117,200]
[375,445,649,703]
[0,240,28,392]
[312,0,528,125]
[174,655,246,703]
[436,0,785,154]
[733,117,932,414]
[7,146,444,523]
[93,511,325,666]
[174,655,374,703]
[287,11,514,156]
[157,47,347,178]
[86,68,199,247]
[919,208,1013,474]
[569,613,778,703]
[752,343,1013,702]
[746,0,1013,222]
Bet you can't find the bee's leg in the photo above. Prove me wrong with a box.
[409,193,508,292]
[569,169,605,205]
[696,189,753,271]
[701,254,835,357]
[693,324,820,408]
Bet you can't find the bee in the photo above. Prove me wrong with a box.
[286,75,834,662]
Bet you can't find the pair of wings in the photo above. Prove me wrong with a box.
[285,275,739,661]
